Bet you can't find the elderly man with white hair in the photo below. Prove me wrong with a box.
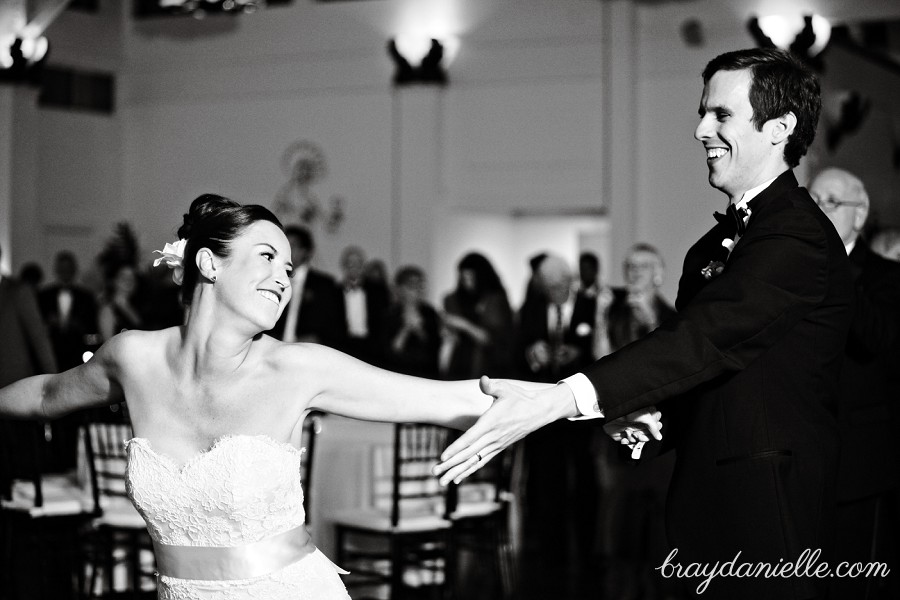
[809,166,900,600]
[514,253,600,581]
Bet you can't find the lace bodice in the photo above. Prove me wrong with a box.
[126,435,307,547]
[125,434,350,599]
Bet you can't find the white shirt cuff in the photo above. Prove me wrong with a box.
[561,373,604,421]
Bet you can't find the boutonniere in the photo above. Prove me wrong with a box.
[575,322,593,337]
[700,238,736,280]
[704,203,752,279]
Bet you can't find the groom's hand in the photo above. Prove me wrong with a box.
[603,406,663,456]
[433,376,577,485]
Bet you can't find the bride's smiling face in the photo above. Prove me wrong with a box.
[213,221,293,330]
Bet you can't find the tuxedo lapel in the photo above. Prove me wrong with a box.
[676,222,732,311]
[675,170,802,312]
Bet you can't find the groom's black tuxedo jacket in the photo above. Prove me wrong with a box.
[581,171,853,599]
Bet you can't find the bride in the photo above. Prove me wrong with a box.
[0,194,522,599]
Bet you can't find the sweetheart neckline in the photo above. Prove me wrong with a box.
[127,434,305,474]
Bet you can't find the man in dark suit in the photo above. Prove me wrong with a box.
[0,243,58,485]
[809,167,900,600]
[0,247,57,389]
[38,251,99,371]
[37,251,98,471]
[437,48,853,600]
[515,254,598,572]
[269,225,343,347]
[518,254,596,381]
[336,245,389,364]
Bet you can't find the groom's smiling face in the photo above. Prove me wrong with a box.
[694,69,775,202]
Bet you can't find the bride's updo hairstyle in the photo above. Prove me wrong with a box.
[177,193,283,306]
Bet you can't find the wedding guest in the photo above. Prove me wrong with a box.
[39,251,100,369]
[380,265,441,378]
[139,263,184,331]
[517,255,595,381]
[809,167,900,600]
[0,243,57,387]
[98,263,144,341]
[577,251,601,298]
[440,252,515,379]
[37,250,100,471]
[269,225,343,347]
[0,242,58,483]
[607,243,676,350]
[870,227,900,262]
[363,258,392,306]
[597,243,679,600]
[515,254,598,573]
[575,251,614,362]
[520,252,548,312]
[18,262,44,292]
[336,245,389,364]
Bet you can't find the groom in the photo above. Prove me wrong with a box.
[436,48,852,600]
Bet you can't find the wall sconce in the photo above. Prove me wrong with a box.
[748,14,831,69]
[387,36,450,86]
[0,36,50,85]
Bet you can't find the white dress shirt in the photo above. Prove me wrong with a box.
[343,285,368,338]
[57,288,73,327]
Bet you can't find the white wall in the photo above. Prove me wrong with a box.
[115,0,616,284]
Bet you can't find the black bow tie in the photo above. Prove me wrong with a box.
[713,203,750,237]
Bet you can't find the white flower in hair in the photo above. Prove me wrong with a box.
[153,239,187,285]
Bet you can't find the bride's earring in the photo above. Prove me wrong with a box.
[211,275,217,283]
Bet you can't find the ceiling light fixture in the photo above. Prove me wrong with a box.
[387,36,455,86]
[0,35,50,85]
[748,14,832,69]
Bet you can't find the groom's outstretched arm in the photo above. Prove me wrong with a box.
[433,376,662,485]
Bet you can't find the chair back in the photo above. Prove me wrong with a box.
[0,418,97,517]
[370,423,452,527]
[299,410,322,522]
[0,420,50,507]
[82,404,133,512]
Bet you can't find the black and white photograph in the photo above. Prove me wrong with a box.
[1,1,899,599]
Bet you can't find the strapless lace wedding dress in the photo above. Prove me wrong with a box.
[126,434,350,600]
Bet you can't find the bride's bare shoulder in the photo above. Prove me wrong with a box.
[260,335,344,371]
[97,327,180,367]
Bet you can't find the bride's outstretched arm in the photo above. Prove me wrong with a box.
[0,334,125,420]
[292,344,554,430]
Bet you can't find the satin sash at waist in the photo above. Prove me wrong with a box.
[153,525,315,581]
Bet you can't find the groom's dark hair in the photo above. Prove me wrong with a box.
[702,48,821,169]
